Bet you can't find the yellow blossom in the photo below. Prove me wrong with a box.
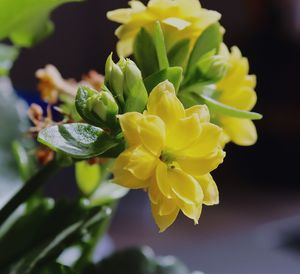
[112,81,225,231]
[107,0,221,57]
[216,44,258,146]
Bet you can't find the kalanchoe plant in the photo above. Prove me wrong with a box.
[0,0,263,273]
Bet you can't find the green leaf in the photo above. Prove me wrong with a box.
[133,28,159,78]
[75,86,106,128]
[0,44,19,76]
[38,123,118,159]
[0,0,83,47]
[153,21,169,70]
[11,141,35,182]
[40,263,78,274]
[144,67,183,93]
[90,181,129,206]
[200,95,263,120]
[75,161,101,195]
[168,39,190,68]
[186,23,222,75]
[88,246,191,274]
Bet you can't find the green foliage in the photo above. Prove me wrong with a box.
[153,22,169,70]
[85,246,193,274]
[186,23,223,76]
[0,0,83,47]
[168,39,190,68]
[0,198,111,274]
[41,263,77,274]
[75,161,101,195]
[134,28,159,78]
[0,44,19,76]
[38,123,119,159]
[200,94,263,120]
[144,67,183,94]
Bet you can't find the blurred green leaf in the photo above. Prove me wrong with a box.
[144,67,183,93]
[134,28,159,78]
[90,181,129,206]
[75,161,101,195]
[0,0,83,47]
[200,95,263,120]
[186,23,222,76]
[86,246,191,274]
[168,39,190,68]
[40,263,78,274]
[11,141,35,182]
[0,199,111,274]
[0,44,19,76]
[38,123,119,159]
[153,21,169,70]
[0,77,31,208]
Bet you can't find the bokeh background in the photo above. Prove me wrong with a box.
[8,0,300,273]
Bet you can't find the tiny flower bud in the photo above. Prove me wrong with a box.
[123,59,148,112]
[110,62,125,104]
[197,54,228,82]
[87,90,119,127]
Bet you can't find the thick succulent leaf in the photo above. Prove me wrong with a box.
[153,21,169,70]
[38,123,118,159]
[144,67,183,93]
[134,28,159,78]
[168,39,190,68]
[0,44,19,76]
[186,23,222,75]
[200,95,263,120]
[0,0,82,47]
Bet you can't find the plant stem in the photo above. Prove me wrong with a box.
[0,160,61,227]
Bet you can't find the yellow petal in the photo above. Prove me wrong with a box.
[182,123,223,157]
[124,146,158,180]
[148,178,160,205]
[138,115,166,156]
[196,174,219,206]
[118,112,143,146]
[162,17,191,30]
[221,117,257,146]
[185,105,210,123]
[156,161,174,199]
[107,9,133,24]
[116,37,135,57]
[112,148,149,189]
[147,81,185,127]
[151,202,179,232]
[176,198,202,224]
[177,149,225,176]
[166,113,202,151]
[158,197,177,216]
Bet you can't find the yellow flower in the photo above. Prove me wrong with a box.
[112,81,225,231]
[107,0,221,57]
[216,44,258,146]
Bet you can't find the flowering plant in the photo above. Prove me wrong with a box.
[0,0,262,273]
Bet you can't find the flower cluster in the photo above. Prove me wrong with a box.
[113,81,225,231]
[36,0,262,232]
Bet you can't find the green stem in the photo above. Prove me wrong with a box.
[0,160,61,226]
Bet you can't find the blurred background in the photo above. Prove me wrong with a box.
[8,0,300,273]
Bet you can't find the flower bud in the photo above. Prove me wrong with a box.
[197,54,228,82]
[110,62,125,103]
[123,59,148,112]
[87,90,119,128]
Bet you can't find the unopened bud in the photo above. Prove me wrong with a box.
[87,90,119,127]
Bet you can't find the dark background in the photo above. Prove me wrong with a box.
[9,0,300,273]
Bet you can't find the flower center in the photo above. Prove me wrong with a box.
[160,151,177,169]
